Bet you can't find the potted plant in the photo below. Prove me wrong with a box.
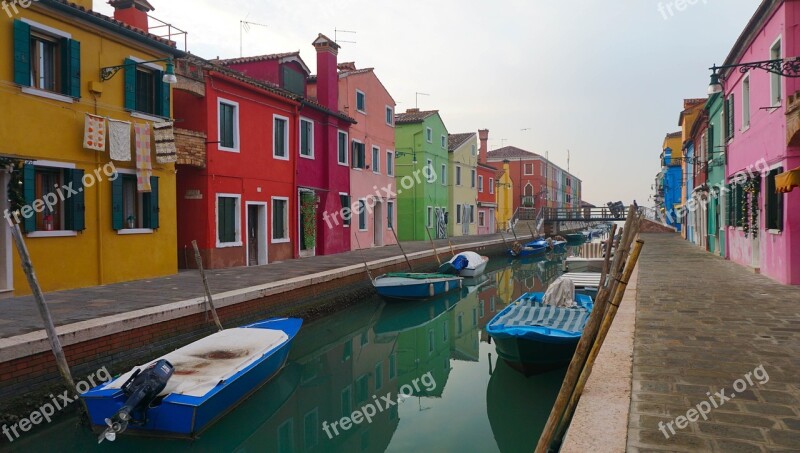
[127,215,136,229]
[43,212,54,231]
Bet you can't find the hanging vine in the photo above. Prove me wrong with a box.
[741,177,760,238]
[300,192,319,250]
[0,157,27,215]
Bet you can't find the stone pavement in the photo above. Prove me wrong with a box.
[0,232,528,339]
[628,233,800,452]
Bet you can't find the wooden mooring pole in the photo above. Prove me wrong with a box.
[191,240,224,332]
[425,227,442,266]
[389,224,413,271]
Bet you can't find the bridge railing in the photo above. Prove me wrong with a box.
[543,206,630,222]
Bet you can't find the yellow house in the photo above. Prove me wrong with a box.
[496,161,514,230]
[0,0,181,295]
[448,133,479,236]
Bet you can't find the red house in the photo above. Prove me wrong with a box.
[476,129,498,234]
[220,34,355,257]
[173,58,301,268]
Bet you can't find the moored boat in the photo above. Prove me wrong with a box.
[564,233,585,243]
[82,317,303,441]
[373,272,464,300]
[438,251,490,278]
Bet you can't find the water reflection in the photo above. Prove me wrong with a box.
[11,257,571,453]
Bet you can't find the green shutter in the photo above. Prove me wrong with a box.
[144,176,159,229]
[61,39,81,98]
[22,164,35,233]
[64,169,85,231]
[156,71,170,118]
[111,175,123,230]
[124,58,137,111]
[13,20,31,87]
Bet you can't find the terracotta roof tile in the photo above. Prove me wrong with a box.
[486,146,542,160]
[395,109,438,124]
[214,52,301,66]
[448,133,475,152]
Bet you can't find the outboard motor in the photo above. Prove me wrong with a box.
[98,359,174,443]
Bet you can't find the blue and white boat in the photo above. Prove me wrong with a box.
[373,272,463,300]
[508,239,548,258]
[487,292,593,375]
[82,317,303,441]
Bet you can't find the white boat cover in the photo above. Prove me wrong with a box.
[106,327,288,398]
[542,277,577,308]
[449,251,484,269]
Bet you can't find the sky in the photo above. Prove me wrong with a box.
[96,0,760,207]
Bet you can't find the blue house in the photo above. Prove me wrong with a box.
[659,148,683,232]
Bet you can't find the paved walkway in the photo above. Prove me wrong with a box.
[0,233,526,339]
[628,233,800,452]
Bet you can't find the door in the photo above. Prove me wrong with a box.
[374,201,384,246]
[490,208,496,233]
[299,190,316,257]
[0,172,12,298]
[461,205,469,235]
[246,203,267,266]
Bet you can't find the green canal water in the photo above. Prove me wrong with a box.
[6,249,592,453]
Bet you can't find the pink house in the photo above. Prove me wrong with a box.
[720,0,800,284]
[337,63,398,249]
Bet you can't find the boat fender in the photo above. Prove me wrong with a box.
[429,283,434,297]
[458,279,463,288]
[445,281,449,292]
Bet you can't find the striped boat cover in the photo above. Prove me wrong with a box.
[493,303,590,334]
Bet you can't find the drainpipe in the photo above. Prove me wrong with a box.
[293,102,301,260]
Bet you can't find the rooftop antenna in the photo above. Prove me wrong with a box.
[567,149,570,172]
[335,28,357,44]
[240,16,268,57]
[415,92,430,109]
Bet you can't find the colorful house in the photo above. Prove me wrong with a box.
[0,0,181,295]
[679,99,706,241]
[476,129,498,235]
[496,161,514,230]
[657,132,684,231]
[705,93,727,257]
[719,0,800,284]
[337,62,398,250]
[220,35,356,258]
[447,132,479,237]
[173,57,300,268]
[394,109,449,241]
[687,103,710,250]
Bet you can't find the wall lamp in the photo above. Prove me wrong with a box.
[395,149,417,164]
[708,57,800,94]
[100,58,178,84]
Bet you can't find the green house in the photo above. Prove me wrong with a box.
[706,93,727,257]
[394,109,450,241]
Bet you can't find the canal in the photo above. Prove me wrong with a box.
[8,247,594,453]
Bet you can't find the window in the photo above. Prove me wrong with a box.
[372,146,380,173]
[387,201,394,228]
[273,116,289,159]
[426,127,432,143]
[216,195,240,246]
[272,197,289,242]
[456,204,462,224]
[490,178,495,194]
[742,75,750,130]
[471,144,476,156]
[22,164,84,234]
[356,375,369,403]
[766,168,784,230]
[443,320,449,342]
[14,20,81,99]
[338,130,348,165]
[358,199,367,231]
[725,94,735,141]
[356,90,366,113]
[386,151,394,176]
[457,313,463,334]
[479,175,484,192]
[427,206,433,228]
[479,211,486,226]
[341,386,352,418]
[281,66,305,96]
[441,163,447,185]
[524,163,533,175]
[456,166,462,186]
[299,118,313,157]
[425,159,433,181]
[351,141,366,169]
[471,169,476,188]
[470,205,475,224]
[339,194,351,227]
[34,167,62,231]
[375,362,383,391]
[277,419,294,453]
[218,99,239,151]
[303,410,319,450]
[342,339,352,361]
[386,106,394,126]
[771,38,782,106]
[441,135,446,149]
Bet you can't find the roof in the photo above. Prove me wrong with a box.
[478,162,498,171]
[665,131,682,139]
[448,133,475,152]
[395,109,438,124]
[215,51,311,75]
[486,146,541,160]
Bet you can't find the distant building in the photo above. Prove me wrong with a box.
[447,132,478,237]
[655,132,684,232]
[705,93,726,257]
[476,130,498,235]
[495,161,514,230]
[679,98,706,242]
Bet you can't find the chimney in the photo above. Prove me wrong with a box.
[478,128,489,164]
[312,33,340,111]
[109,0,154,33]
[406,108,420,113]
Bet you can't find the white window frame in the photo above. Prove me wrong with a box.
[387,201,394,229]
[356,89,366,114]
[352,139,365,170]
[358,198,368,231]
[26,160,79,237]
[441,135,446,149]
[386,150,394,176]
[426,127,432,143]
[441,163,447,186]
[770,36,783,107]
[273,114,290,161]
[385,105,394,126]
[271,196,290,243]
[372,145,380,174]
[337,130,349,166]
[490,178,495,194]
[478,175,484,193]
[427,206,433,228]
[113,168,154,236]
[742,74,750,131]
[426,159,434,182]
[524,163,533,175]
[216,193,242,248]
[339,192,351,228]
[479,211,486,227]
[299,117,314,159]
[470,205,476,224]
[217,98,240,153]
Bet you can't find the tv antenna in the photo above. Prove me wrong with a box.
[415,92,430,108]
[335,28,357,44]
[240,17,268,57]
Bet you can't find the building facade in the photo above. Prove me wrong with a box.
[705,93,727,257]
[656,132,684,232]
[0,0,181,294]
[476,129,498,235]
[495,161,514,230]
[447,133,478,237]
[394,109,449,241]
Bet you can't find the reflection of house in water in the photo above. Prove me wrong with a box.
[449,290,481,362]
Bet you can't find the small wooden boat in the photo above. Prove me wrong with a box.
[487,292,593,375]
[83,317,303,441]
[564,233,585,243]
[508,239,548,258]
[438,251,490,278]
[373,272,463,300]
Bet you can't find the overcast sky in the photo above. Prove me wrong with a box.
[97,0,760,206]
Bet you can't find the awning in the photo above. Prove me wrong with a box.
[776,167,800,193]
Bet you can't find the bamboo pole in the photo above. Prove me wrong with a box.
[499,230,509,250]
[424,227,442,266]
[191,240,224,332]
[353,234,375,282]
[447,238,456,257]
[597,224,617,290]
[551,240,644,446]
[527,223,537,239]
[10,225,87,414]
[389,224,413,271]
